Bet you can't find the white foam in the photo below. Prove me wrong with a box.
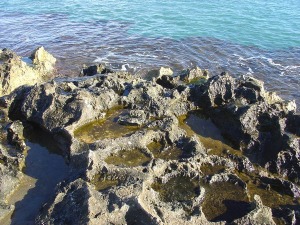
[267,58,283,67]
[121,64,129,71]
[134,52,158,58]
[93,57,107,63]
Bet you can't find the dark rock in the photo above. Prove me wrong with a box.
[267,136,300,183]
[272,208,297,225]
[230,155,255,172]
[232,195,276,225]
[156,75,179,89]
[260,176,300,198]
[80,64,113,76]
[286,114,300,136]
[235,76,265,104]
[0,48,18,61]
[194,72,236,108]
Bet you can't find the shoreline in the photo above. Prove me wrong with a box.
[0,47,299,224]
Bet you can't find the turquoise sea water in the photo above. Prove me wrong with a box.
[0,0,299,104]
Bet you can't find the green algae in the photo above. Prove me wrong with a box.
[237,171,300,225]
[91,173,119,191]
[237,171,300,209]
[147,141,183,161]
[178,112,242,157]
[201,181,251,222]
[151,176,200,202]
[187,77,208,85]
[105,149,151,167]
[74,108,140,143]
[200,164,226,176]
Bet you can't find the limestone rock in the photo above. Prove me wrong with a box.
[180,66,209,82]
[36,178,129,225]
[117,109,148,126]
[0,203,15,223]
[2,68,299,224]
[0,47,56,97]
[146,67,173,80]
[30,46,56,73]
[6,120,26,151]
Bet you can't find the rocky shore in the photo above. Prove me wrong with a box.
[0,48,299,224]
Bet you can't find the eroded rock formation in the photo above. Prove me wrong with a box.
[0,47,56,96]
[0,50,299,224]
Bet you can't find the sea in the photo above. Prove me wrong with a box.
[0,0,299,106]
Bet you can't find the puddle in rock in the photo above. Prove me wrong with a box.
[177,111,300,223]
[178,112,242,157]
[201,181,251,222]
[237,171,300,209]
[7,126,69,225]
[21,57,33,65]
[105,149,151,167]
[187,77,208,85]
[200,164,226,176]
[237,171,300,225]
[147,141,183,161]
[91,173,119,191]
[151,176,200,202]
[74,108,140,143]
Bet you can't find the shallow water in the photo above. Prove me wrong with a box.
[180,111,300,222]
[178,112,242,157]
[7,128,69,225]
[105,148,151,167]
[147,141,184,161]
[201,181,250,222]
[151,176,200,203]
[74,108,139,143]
[0,1,299,106]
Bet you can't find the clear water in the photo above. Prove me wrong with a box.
[9,128,69,224]
[0,0,299,105]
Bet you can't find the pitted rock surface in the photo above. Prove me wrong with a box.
[0,50,299,224]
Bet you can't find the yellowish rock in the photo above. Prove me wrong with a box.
[0,47,56,97]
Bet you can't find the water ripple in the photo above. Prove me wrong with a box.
[0,1,299,106]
